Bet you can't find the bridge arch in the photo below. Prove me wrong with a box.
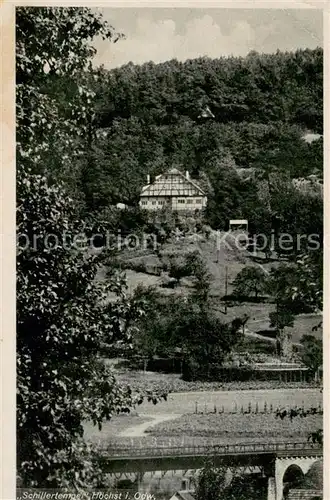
[275,457,320,500]
[282,464,305,498]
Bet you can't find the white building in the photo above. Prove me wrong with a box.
[139,168,207,212]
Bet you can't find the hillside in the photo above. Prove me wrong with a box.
[111,230,322,349]
[79,48,323,214]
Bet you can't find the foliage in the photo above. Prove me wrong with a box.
[273,251,323,443]
[269,306,295,358]
[269,308,295,332]
[195,461,227,500]
[232,265,267,299]
[18,9,323,243]
[87,49,322,222]
[174,307,243,380]
[16,7,122,208]
[94,49,323,132]
[185,251,212,304]
[17,170,137,488]
[291,253,323,312]
[266,261,321,314]
[195,460,268,500]
[16,7,167,490]
[168,257,190,284]
[16,171,169,489]
[300,335,322,376]
[129,284,242,378]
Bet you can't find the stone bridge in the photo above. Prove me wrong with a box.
[100,441,322,500]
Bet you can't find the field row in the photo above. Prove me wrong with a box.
[113,367,320,394]
[146,412,322,438]
[136,387,322,415]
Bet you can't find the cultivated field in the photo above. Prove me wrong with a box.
[134,388,322,415]
[113,367,319,394]
[146,412,322,440]
[83,388,322,450]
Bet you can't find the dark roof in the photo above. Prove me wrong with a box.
[176,491,195,500]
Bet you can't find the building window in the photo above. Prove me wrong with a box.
[195,199,202,204]
[152,201,157,205]
[186,199,193,204]
[141,201,147,205]
[178,199,185,204]
[158,200,165,205]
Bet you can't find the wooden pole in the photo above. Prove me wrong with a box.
[225,265,228,314]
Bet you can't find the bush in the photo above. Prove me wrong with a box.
[182,356,201,381]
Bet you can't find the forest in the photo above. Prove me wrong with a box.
[18,41,323,237]
[85,48,323,212]
[76,48,323,251]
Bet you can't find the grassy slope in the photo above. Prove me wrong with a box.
[120,232,322,343]
[83,414,153,445]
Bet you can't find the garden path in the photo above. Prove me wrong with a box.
[119,413,181,437]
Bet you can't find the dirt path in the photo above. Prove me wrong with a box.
[119,413,181,437]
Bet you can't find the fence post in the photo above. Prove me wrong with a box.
[195,401,198,414]
[255,402,259,414]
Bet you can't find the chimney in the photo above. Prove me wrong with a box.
[185,171,190,180]
[147,174,150,184]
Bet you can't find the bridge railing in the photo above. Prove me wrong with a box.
[104,441,322,459]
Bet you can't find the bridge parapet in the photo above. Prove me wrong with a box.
[105,441,322,460]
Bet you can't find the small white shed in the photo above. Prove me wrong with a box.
[229,219,248,231]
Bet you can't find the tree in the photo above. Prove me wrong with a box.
[274,250,323,444]
[16,7,166,490]
[185,251,212,306]
[232,266,267,299]
[301,335,322,381]
[129,285,165,362]
[266,263,309,314]
[195,461,227,500]
[269,307,295,358]
[291,253,323,313]
[168,257,190,285]
[16,7,121,205]
[17,170,142,488]
[174,307,243,380]
[195,460,266,500]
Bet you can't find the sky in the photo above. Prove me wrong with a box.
[92,8,323,69]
